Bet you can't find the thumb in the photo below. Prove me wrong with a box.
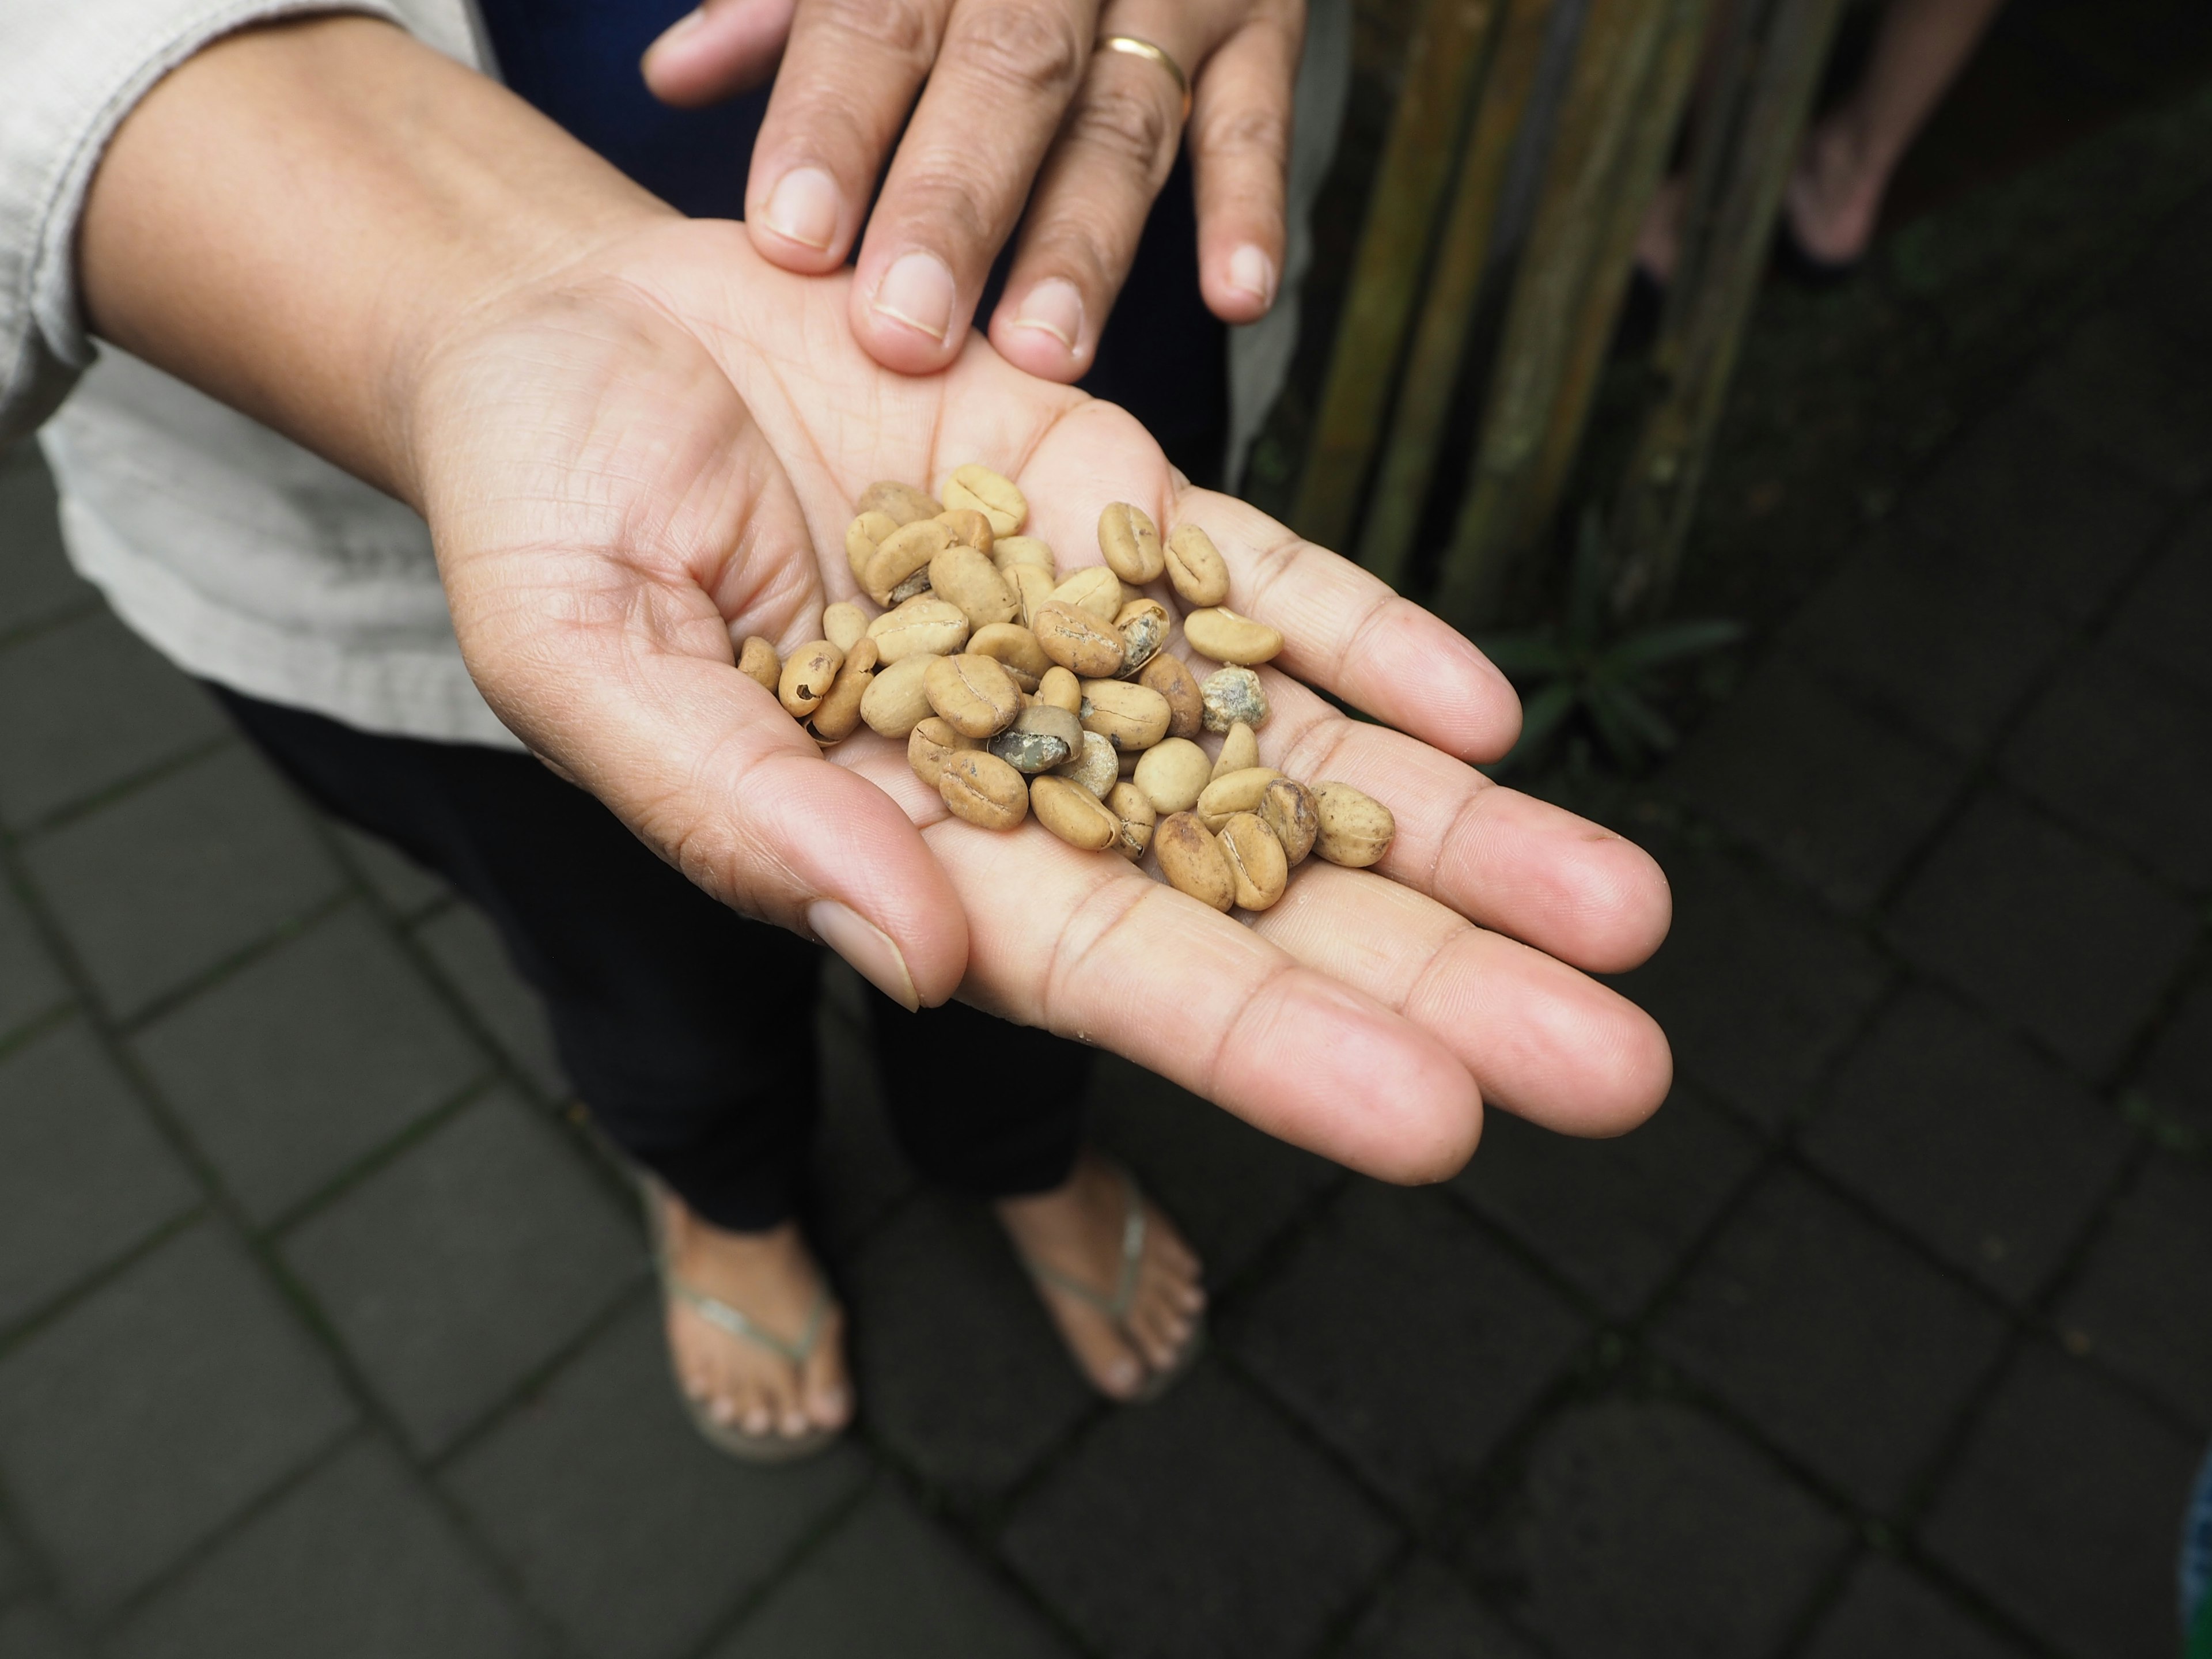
[643,0,797,108]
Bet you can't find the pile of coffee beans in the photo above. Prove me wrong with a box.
[737,465,1394,915]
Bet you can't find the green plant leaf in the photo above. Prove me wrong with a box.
[1499,679,1580,772]
[1475,633,1574,677]
[1581,682,1646,770]
[1598,681,1680,752]
[1601,618,1745,673]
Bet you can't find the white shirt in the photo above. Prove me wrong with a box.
[0,0,1346,751]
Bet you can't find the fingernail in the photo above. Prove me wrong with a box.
[1226,244,1277,308]
[808,899,920,1012]
[1009,278,1083,351]
[872,252,956,342]
[760,167,839,252]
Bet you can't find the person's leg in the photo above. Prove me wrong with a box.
[1784,0,2007,263]
[211,687,851,1442]
[868,996,1206,1399]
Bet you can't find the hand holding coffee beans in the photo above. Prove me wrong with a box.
[739,466,1396,915]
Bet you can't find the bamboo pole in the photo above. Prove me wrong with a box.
[1608,0,1849,619]
[1432,0,1671,630]
[1354,0,1558,591]
[1290,0,1503,555]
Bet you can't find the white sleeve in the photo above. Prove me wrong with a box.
[0,0,417,444]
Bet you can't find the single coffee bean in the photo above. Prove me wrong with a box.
[1031,601,1125,677]
[1078,679,1172,751]
[823,601,869,653]
[1312,782,1396,868]
[887,569,933,604]
[860,653,942,737]
[943,464,1027,537]
[1097,501,1165,583]
[991,535,1057,577]
[1036,665,1083,714]
[1005,563,1056,629]
[864,520,954,605]
[1138,652,1204,740]
[1211,720,1260,779]
[1031,775,1122,850]
[1259,777,1319,866]
[1107,781,1156,861]
[1195,766,1283,831]
[967,622,1049,690]
[987,703,1083,772]
[1114,598,1169,676]
[1153,813,1235,911]
[805,637,876,743]
[737,635,780,693]
[1165,522,1230,607]
[1217,812,1289,910]
[1181,606,1283,666]
[845,509,899,582]
[940,750,1029,831]
[1050,566,1125,624]
[907,717,978,788]
[1132,738,1211,815]
[928,544,1018,629]
[924,652,1024,738]
[778,640,843,718]
[868,594,971,662]
[858,480,938,525]
[1055,730,1119,797]
[935,506,994,554]
[1202,666,1270,733]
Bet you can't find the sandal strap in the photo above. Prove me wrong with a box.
[1021,1165,1147,1322]
[666,1276,830,1366]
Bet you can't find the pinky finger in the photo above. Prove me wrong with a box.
[1190,8,1300,323]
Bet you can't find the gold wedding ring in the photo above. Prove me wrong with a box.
[1099,35,1192,123]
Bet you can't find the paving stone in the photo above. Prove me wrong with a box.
[2139,972,2212,1140]
[0,450,93,638]
[0,882,67,1047]
[1465,1397,1847,1659]
[1232,1184,1586,1522]
[1002,1365,1397,1659]
[326,820,449,920]
[132,906,485,1225]
[2137,189,2212,349]
[1797,1554,2029,1659]
[1086,1054,1343,1284]
[0,1516,34,1606]
[1454,1086,1762,1319]
[1804,986,2132,1302]
[1338,1557,1534,1659]
[0,1020,198,1329]
[714,1483,1069,1659]
[1923,1343,2197,1659]
[0,1600,93,1659]
[2005,645,2212,893]
[1886,791,2198,1079]
[446,1296,868,1659]
[0,612,225,832]
[1669,658,1968,911]
[2105,506,2212,700]
[2027,308,2212,496]
[1652,1168,2009,1514]
[108,1438,543,1659]
[20,747,344,1021]
[0,1222,354,1610]
[1611,832,1891,1128]
[2056,1153,2212,1433]
[413,905,566,1100]
[281,1090,639,1455]
[844,1194,1092,1500]
[1892,401,2173,626]
[806,969,913,1256]
[1781,533,2073,757]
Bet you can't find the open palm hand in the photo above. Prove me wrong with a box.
[410,220,1672,1181]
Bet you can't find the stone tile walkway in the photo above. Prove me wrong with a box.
[2,192,2209,1659]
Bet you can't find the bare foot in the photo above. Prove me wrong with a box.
[996,1153,1206,1400]
[1782,116,1888,267]
[656,1189,852,1444]
[1635,174,1688,285]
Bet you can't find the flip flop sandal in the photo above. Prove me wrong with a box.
[641,1177,846,1464]
[1017,1165,1206,1404]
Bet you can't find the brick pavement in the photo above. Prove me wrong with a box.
[2,194,2209,1659]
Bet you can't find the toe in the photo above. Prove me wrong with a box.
[801,1315,853,1431]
